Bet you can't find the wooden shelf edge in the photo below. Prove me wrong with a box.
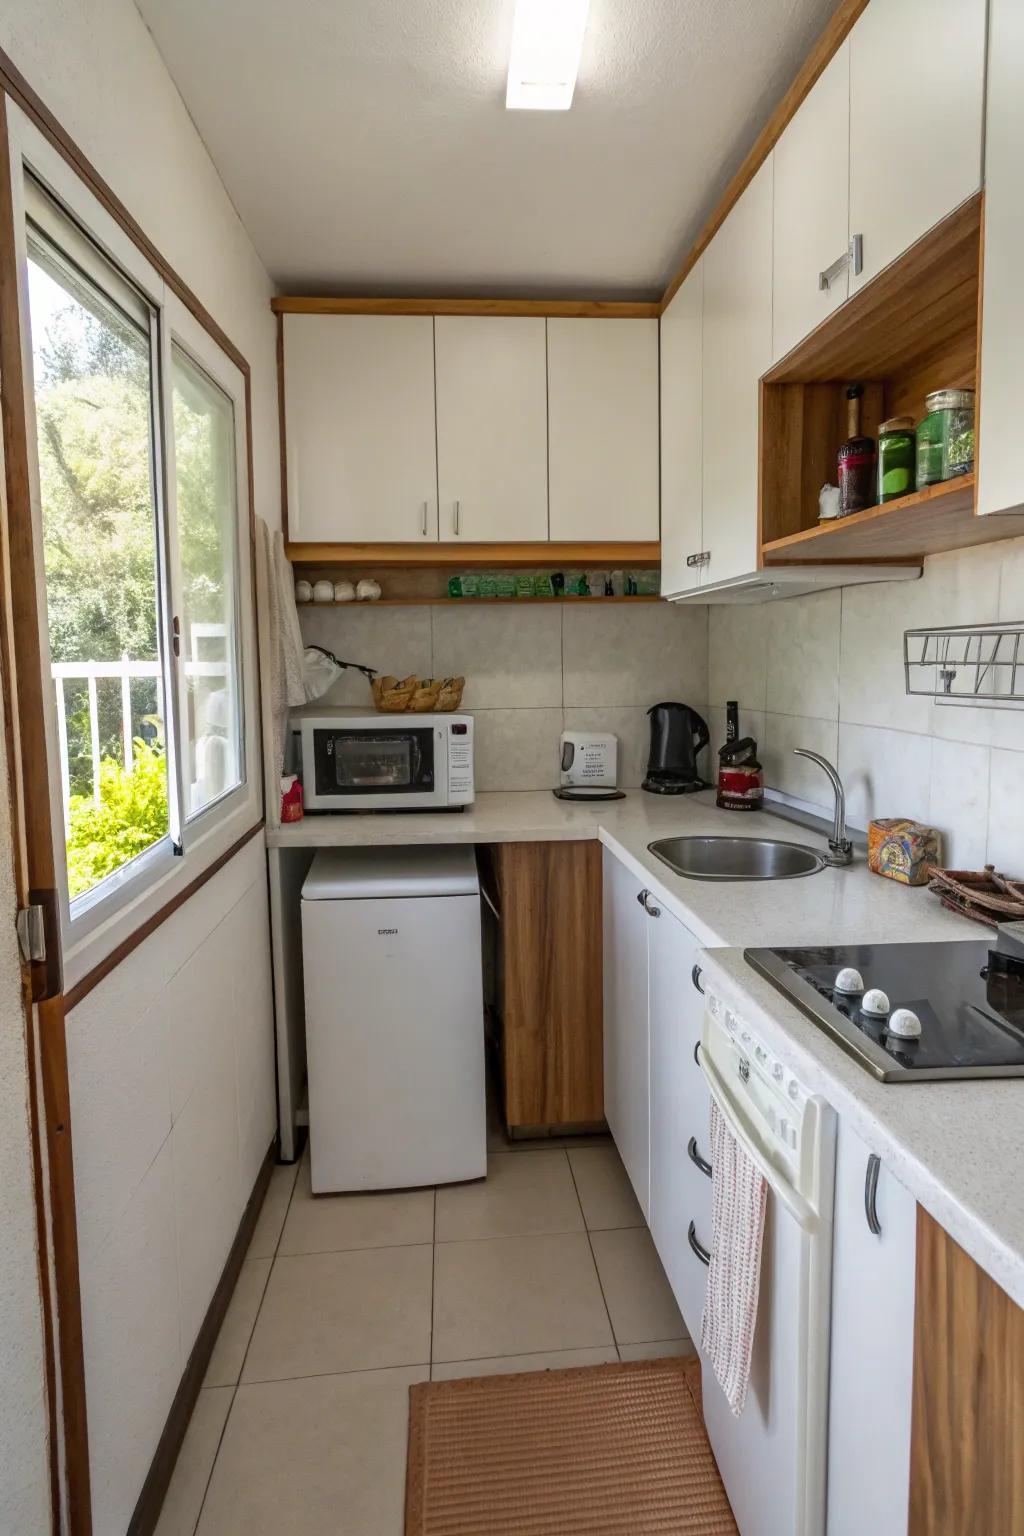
[761,476,977,562]
[272,296,659,319]
[298,595,662,608]
[286,541,661,568]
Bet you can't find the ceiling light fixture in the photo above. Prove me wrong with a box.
[506,0,591,111]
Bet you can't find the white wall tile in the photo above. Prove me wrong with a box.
[761,714,840,806]
[432,605,562,707]
[988,749,1024,871]
[298,604,432,705]
[928,740,990,869]
[469,709,564,791]
[838,723,933,829]
[708,605,767,711]
[765,589,840,719]
[562,603,706,708]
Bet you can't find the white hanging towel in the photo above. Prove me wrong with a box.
[700,1097,768,1417]
[255,517,308,826]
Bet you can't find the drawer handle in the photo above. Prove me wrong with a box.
[636,887,647,906]
[687,1136,712,1179]
[687,1221,711,1267]
[864,1153,882,1236]
[691,963,704,994]
[642,890,661,918]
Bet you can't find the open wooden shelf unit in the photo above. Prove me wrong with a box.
[298,594,661,609]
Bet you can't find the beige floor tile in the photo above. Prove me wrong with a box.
[196,1366,426,1536]
[435,1151,583,1242]
[242,1245,432,1382]
[246,1160,300,1260]
[618,1338,696,1362]
[154,1386,232,1536]
[591,1227,686,1346]
[204,1258,271,1388]
[279,1156,434,1255]
[433,1232,613,1363]
[568,1145,644,1230]
[431,1345,618,1381]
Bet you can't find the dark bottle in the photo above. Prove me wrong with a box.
[837,384,876,517]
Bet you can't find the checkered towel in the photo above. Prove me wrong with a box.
[700,1098,768,1416]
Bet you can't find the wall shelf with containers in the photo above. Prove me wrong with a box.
[291,563,662,607]
[759,194,1024,566]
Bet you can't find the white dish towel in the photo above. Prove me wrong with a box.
[700,1097,768,1417]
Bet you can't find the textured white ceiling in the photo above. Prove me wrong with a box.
[135,0,838,298]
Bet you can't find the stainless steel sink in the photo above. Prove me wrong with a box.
[648,835,827,882]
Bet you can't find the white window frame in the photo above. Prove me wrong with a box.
[7,104,261,992]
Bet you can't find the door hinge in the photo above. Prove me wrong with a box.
[18,890,63,1002]
[17,903,46,965]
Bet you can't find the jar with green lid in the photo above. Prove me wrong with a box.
[877,416,916,503]
[917,388,975,487]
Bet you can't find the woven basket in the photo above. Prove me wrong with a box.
[928,865,1024,928]
[371,675,465,713]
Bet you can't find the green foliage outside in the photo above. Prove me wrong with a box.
[65,742,169,899]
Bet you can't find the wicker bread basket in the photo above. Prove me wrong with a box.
[371,675,466,713]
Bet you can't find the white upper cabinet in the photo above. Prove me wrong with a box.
[434,316,548,541]
[547,318,659,541]
[660,260,703,597]
[978,0,1024,519]
[701,158,774,587]
[283,314,438,542]
[772,42,851,364]
[848,0,986,294]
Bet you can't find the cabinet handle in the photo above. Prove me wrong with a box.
[453,500,460,536]
[819,234,864,292]
[636,888,647,907]
[421,501,429,538]
[642,891,661,918]
[691,963,704,994]
[686,551,711,569]
[687,1136,712,1179]
[687,1221,711,1267]
[864,1153,882,1236]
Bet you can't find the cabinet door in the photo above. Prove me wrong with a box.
[849,0,985,294]
[701,159,773,585]
[977,0,1024,518]
[548,319,659,541]
[772,42,850,364]
[435,317,548,541]
[827,1120,917,1536]
[601,849,651,1216]
[660,262,703,598]
[648,912,710,1342]
[283,314,438,543]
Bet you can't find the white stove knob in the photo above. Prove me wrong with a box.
[861,987,891,1018]
[834,967,865,994]
[888,1007,922,1039]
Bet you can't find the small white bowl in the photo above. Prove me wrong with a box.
[312,579,335,604]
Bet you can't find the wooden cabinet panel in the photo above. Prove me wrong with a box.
[659,260,703,598]
[547,318,659,541]
[496,841,603,1131]
[771,41,851,364]
[282,313,438,542]
[978,0,1024,519]
[909,1209,1024,1535]
[701,158,773,586]
[849,0,985,294]
[601,849,650,1214]
[434,316,548,541]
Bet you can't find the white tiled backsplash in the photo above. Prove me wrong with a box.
[298,601,709,791]
[708,536,1024,872]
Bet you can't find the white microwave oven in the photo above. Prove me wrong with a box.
[293,707,474,811]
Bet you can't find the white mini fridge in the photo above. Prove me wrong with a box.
[300,844,486,1193]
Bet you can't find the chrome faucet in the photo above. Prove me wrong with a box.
[793,749,853,866]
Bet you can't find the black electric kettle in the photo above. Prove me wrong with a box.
[642,702,710,794]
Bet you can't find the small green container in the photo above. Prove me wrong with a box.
[877,416,916,503]
[917,388,975,487]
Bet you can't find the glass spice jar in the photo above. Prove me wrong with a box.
[877,416,916,503]
[917,388,975,486]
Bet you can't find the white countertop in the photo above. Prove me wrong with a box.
[268,789,1023,1302]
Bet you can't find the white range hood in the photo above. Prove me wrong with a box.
[667,564,921,605]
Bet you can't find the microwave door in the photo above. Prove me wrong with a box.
[313,727,437,803]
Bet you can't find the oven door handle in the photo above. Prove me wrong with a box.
[697,1044,818,1233]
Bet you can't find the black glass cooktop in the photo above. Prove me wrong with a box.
[744,939,1024,1082]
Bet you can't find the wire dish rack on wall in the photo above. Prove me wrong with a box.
[904,621,1024,708]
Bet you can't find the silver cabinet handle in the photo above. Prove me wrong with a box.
[687,1221,711,1267]
[421,501,429,537]
[687,1137,712,1179]
[686,551,711,569]
[691,964,704,994]
[453,500,460,536]
[819,234,864,291]
[636,887,647,907]
[864,1154,882,1236]
[642,891,661,918]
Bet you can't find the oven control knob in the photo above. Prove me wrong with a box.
[787,1079,799,1100]
[861,988,891,1018]
[834,967,865,994]
[772,1062,784,1082]
[888,1007,922,1039]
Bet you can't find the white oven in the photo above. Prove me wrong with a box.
[293,707,474,811]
